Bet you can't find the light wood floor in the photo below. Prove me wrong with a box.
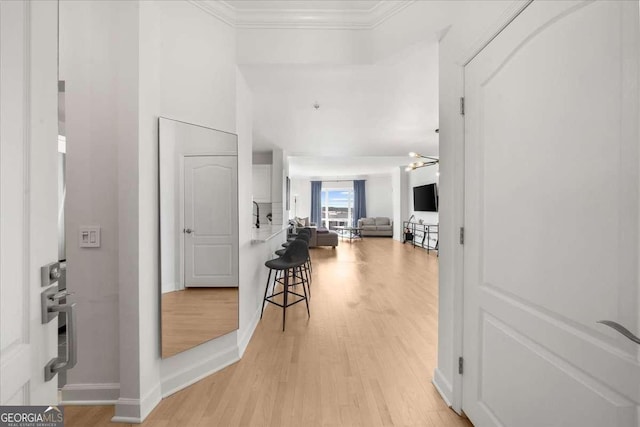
[65,238,471,427]
[162,287,238,358]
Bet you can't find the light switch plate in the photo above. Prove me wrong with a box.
[79,226,101,248]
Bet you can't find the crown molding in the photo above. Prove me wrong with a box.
[190,0,415,30]
[368,0,415,28]
[188,0,236,27]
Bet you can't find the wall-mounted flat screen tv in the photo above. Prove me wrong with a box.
[413,183,438,212]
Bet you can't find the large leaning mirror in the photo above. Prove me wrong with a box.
[159,117,239,358]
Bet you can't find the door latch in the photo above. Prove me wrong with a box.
[41,261,61,287]
[41,286,74,324]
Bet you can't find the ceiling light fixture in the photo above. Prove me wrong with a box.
[405,152,439,172]
[313,101,320,110]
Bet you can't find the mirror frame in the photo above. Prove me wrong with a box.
[157,117,239,358]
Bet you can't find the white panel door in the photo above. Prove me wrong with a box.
[0,0,59,405]
[463,1,640,426]
[184,156,238,287]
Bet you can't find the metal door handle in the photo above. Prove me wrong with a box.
[184,228,193,234]
[597,320,640,345]
[51,289,74,301]
[44,302,77,381]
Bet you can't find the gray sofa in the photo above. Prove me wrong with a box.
[296,225,339,248]
[357,217,393,237]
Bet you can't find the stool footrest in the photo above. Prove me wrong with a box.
[266,290,306,300]
[275,276,306,286]
[264,294,307,309]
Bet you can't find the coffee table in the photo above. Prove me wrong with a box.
[334,226,363,243]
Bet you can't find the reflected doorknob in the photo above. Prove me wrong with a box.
[184,228,193,234]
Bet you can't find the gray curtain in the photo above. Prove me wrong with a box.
[353,180,366,226]
[310,181,322,226]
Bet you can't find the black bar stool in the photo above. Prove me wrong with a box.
[275,233,312,298]
[281,228,313,275]
[282,228,311,248]
[274,232,310,300]
[261,239,310,331]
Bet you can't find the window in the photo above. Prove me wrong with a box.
[321,186,354,229]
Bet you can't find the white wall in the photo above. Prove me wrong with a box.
[271,148,284,225]
[283,153,291,220]
[252,153,273,226]
[391,167,409,241]
[115,4,142,419]
[237,28,372,65]
[59,0,138,405]
[366,174,393,219]
[252,151,272,164]
[434,0,521,412]
[290,177,311,219]
[371,1,455,62]
[237,70,261,334]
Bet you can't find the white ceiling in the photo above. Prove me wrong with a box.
[241,40,439,159]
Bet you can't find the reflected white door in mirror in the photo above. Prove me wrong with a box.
[159,118,239,359]
[183,156,238,287]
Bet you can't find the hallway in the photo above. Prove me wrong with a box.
[66,239,469,426]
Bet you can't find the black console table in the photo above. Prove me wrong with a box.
[402,222,438,253]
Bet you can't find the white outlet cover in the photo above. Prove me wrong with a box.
[79,226,101,248]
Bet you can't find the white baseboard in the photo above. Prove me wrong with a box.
[432,367,453,407]
[60,383,120,405]
[161,345,239,398]
[238,306,261,357]
[140,383,162,421]
[110,416,141,424]
[112,382,161,424]
[112,397,141,423]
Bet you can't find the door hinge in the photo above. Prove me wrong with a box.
[460,97,465,115]
[459,227,465,245]
[458,356,464,375]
